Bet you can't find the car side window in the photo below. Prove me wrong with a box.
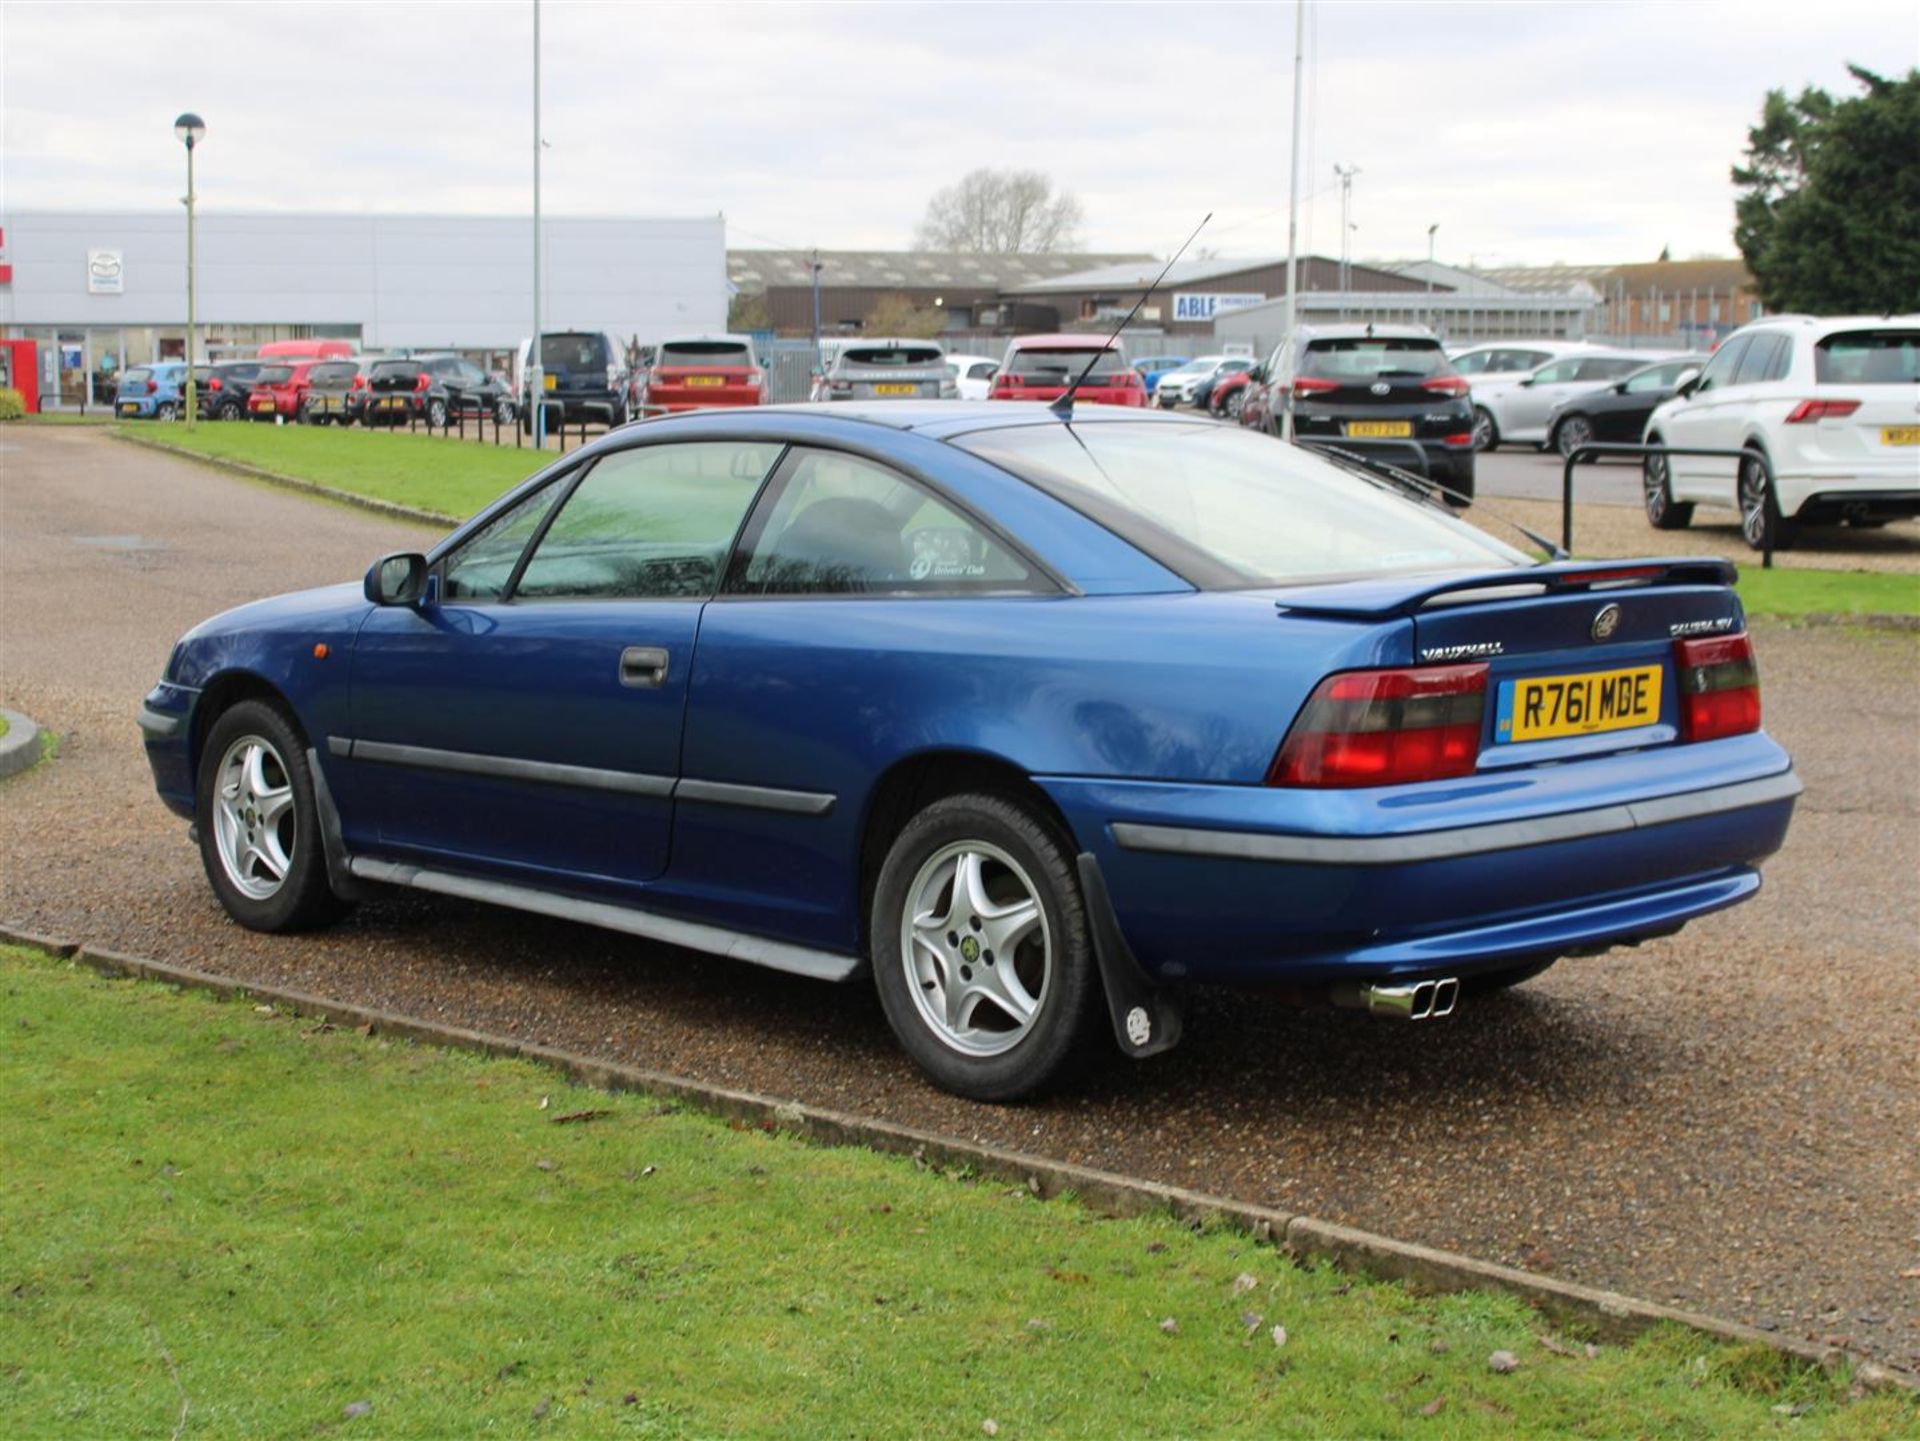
[727,449,1035,597]
[1578,357,1643,382]
[1532,359,1582,384]
[1692,336,1750,394]
[1624,365,1679,393]
[441,478,570,602]
[1732,334,1787,386]
[968,362,997,381]
[511,441,782,602]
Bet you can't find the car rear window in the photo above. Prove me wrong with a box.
[256,366,295,384]
[843,346,943,367]
[371,360,418,380]
[658,341,752,367]
[1815,330,1920,384]
[541,333,611,370]
[1007,347,1127,379]
[123,368,152,383]
[1300,339,1449,380]
[309,362,359,383]
[956,421,1524,589]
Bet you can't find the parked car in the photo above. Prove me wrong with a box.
[257,339,356,362]
[361,354,512,428]
[114,361,189,420]
[1448,340,1598,390]
[637,336,767,414]
[1246,324,1476,500]
[520,330,632,430]
[1154,355,1252,409]
[1547,355,1708,460]
[1643,315,1920,550]
[192,360,268,421]
[246,361,324,422]
[299,359,369,426]
[1132,355,1188,392]
[1208,367,1256,420]
[945,353,1001,401]
[138,403,1800,1101]
[814,339,955,402]
[1473,352,1668,451]
[989,335,1147,407]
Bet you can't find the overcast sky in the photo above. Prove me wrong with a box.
[4,1,1914,268]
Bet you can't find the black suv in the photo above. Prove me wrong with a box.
[521,330,628,432]
[1255,324,1476,501]
[365,354,514,428]
[193,360,269,421]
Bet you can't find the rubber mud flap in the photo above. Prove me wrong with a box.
[1075,853,1185,1059]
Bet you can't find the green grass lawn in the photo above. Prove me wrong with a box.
[114,421,545,522]
[1736,565,1920,620]
[1,948,1908,1438]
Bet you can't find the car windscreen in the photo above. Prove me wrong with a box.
[1300,339,1449,380]
[309,362,359,384]
[955,421,1525,589]
[658,341,751,367]
[1815,330,1920,384]
[842,346,943,368]
[541,334,611,370]
[255,366,295,384]
[1006,348,1127,379]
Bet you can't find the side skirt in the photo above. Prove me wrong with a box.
[346,856,861,984]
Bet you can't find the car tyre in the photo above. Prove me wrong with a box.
[1642,440,1693,530]
[870,792,1101,1102]
[1739,450,1795,552]
[217,399,243,422]
[156,402,179,422]
[195,699,350,934]
[426,398,449,429]
[1222,389,1245,421]
[1553,414,1596,461]
[1471,406,1498,451]
[496,399,516,426]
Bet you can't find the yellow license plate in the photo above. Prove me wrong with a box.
[685,376,725,387]
[543,374,558,391]
[873,383,918,396]
[1882,426,1920,446]
[1498,664,1662,744]
[379,397,407,410]
[1346,420,1413,438]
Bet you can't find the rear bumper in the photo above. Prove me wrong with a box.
[1782,482,1920,521]
[1037,737,1798,984]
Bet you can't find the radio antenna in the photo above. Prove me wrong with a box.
[1051,212,1212,420]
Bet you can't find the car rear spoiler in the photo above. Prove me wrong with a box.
[1267,557,1740,620]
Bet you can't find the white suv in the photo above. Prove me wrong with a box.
[1642,316,1920,550]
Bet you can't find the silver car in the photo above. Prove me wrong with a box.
[817,339,956,401]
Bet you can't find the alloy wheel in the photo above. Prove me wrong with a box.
[1471,408,1496,451]
[211,734,296,901]
[1739,456,1772,549]
[900,840,1051,1058]
[1644,454,1670,522]
[1556,415,1594,459]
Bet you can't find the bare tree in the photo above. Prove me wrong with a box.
[863,293,947,339]
[914,169,1085,254]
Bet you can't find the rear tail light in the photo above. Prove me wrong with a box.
[1440,432,1474,448]
[415,372,432,391]
[747,369,764,387]
[1292,376,1339,399]
[1268,663,1488,788]
[991,375,1016,396]
[147,378,158,394]
[351,374,367,391]
[1675,633,1760,741]
[607,363,620,389]
[1421,375,1471,398]
[1783,398,1860,423]
[208,377,222,391]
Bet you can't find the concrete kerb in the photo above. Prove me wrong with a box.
[0,925,1909,1395]
[0,708,45,780]
[107,430,460,529]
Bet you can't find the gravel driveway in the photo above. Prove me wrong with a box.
[4,425,1917,1373]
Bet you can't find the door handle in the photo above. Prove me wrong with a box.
[618,645,670,689]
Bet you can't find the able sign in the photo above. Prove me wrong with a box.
[1172,292,1264,323]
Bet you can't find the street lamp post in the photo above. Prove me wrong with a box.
[1426,223,1438,330]
[174,112,205,430]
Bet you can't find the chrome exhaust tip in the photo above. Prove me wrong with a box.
[1335,977,1461,1020]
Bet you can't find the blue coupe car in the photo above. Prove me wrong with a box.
[139,403,1799,1099]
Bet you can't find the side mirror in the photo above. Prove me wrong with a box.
[1249,365,1266,382]
[1611,380,1630,394]
[365,552,428,606]
[1672,368,1701,397]
[1518,376,1536,387]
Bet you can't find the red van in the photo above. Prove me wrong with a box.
[256,339,355,362]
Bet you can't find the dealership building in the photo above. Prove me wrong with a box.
[0,211,728,408]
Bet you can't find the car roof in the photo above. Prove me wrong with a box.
[659,334,757,346]
[628,399,1205,442]
[1296,323,1438,342]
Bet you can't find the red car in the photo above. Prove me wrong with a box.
[639,336,768,414]
[1208,367,1258,420]
[988,335,1148,407]
[245,360,322,421]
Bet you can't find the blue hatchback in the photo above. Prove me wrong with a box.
[114,361,190,420]
[139,404,1799,1099]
